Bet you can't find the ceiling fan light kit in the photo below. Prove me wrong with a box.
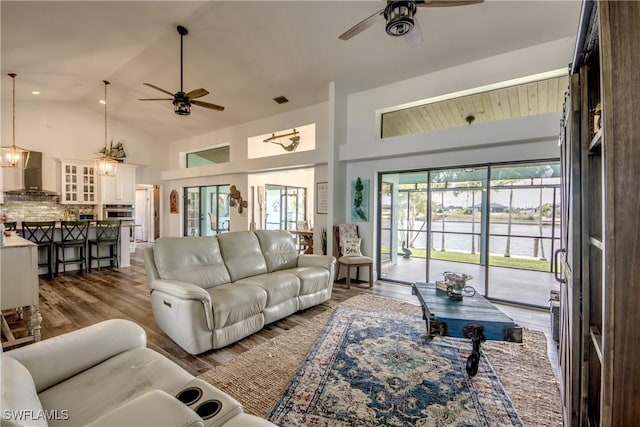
[1,73,31,169]
[385,1,416,36]
[139,25,224,116]
[339,0,483,45]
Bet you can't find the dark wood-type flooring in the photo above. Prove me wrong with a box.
[5,246,553,378]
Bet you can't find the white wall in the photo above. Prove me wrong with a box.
[338,37,575,281]
[0,100,170,192]
[159,101,332,238]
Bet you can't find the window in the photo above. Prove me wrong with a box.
[186,146,229,168]
[381,75,569,138]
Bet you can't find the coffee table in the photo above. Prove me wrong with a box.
[412,282,523,376]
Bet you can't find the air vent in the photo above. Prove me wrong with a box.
[273,96,289,104]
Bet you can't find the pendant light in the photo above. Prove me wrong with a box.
[94,80,118,176]
[0,73,30,168]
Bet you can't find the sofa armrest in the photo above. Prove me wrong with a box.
[150,279,214,331]
[5,319,146,393]
[297,254,336,270]
[151,279,212,301]
[86,389,204,427]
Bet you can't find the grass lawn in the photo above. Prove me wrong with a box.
[404,248,551,271]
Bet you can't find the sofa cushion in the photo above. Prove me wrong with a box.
[153,237,231,289]
[282,266,331,296]
[254,230,298,272]
[236,273,300,307]
[217,232,268,281]
[207,283,267,329]
[1,356,47,427]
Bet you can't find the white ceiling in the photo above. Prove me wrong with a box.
[1,1,581,144]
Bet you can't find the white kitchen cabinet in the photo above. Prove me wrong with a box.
[99,164,136,205]
[59,160,96,205]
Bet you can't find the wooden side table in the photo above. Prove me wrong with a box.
[412,282,522,375]
[1,235,41,348]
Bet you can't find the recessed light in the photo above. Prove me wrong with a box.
[31,91,40,95]
[99,99,106,105]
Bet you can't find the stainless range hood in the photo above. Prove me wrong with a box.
[5,151,59,196]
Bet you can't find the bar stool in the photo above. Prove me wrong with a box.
[88,220,120,271]
[4,221,18,231]
[21,221,56,277]
[55,220,89,274]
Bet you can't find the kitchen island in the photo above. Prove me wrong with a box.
[1,235,41,348]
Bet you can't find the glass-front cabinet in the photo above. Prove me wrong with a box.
[60,160,95,204]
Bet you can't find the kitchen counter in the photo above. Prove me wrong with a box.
[1,234,36,248]
[11,221,134,270]
[1,234,41,348]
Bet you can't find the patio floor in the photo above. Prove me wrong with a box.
[380,256,559,308]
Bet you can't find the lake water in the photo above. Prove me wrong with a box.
[394,220,560,259]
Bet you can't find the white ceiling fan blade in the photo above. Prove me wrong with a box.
[405,16,423,47]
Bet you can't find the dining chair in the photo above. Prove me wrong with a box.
[333,224,373,289]
[296,220,312,253]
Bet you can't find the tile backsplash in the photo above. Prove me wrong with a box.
[1,193,93,223]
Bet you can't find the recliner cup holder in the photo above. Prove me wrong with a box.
[195,399,222,420]
[176,387,203,406]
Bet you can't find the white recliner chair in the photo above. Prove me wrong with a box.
[1,319,276,427]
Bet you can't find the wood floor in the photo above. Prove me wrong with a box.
[7,246,555,378]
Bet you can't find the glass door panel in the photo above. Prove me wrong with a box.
[427,168,487,295]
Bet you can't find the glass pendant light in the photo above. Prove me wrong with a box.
[0,73,31,168]
[94,80,118,176]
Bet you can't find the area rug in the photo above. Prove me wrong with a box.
[198,294,562,426]
[268,306,523,426]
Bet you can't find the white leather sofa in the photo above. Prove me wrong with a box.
[144,230,336,354]
[1,319,276,427]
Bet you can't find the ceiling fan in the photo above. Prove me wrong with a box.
[339,0,484,47]
[139,25,224,115]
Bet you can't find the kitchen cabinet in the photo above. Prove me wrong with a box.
[59,160,96,204]
[99,164,136,205]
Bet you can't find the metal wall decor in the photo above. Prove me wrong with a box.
[263,128,300,152]
[229,185,248,213]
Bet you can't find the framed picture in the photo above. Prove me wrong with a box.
[316,182,328,214]
[350,177,369,222]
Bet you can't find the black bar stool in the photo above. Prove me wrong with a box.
[55,220,89,274]
[21,221,56,277]
[88,220,120,271]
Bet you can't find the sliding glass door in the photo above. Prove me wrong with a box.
[184,185,230,236]
[264,185,307,230]
[378,161,560,308]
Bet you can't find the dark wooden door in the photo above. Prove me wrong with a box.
[153,185,160,240]
[558,74,582,427]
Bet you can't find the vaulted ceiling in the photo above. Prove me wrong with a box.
[1,1,580,144]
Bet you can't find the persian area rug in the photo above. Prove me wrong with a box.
[198,294,562,426]
[268,306,523,426]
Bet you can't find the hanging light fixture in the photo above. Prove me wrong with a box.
[94,80,118,176]
[1,73,30,169]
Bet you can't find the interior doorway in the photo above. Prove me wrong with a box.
[183,184,231,236]
[135,185,155,243]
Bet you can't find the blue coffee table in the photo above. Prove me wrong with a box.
[412,282,523,375]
